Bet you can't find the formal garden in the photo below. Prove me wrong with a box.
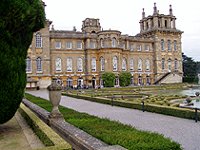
[63,83,200,121]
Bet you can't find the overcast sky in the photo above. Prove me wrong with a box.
[42,0,200,61]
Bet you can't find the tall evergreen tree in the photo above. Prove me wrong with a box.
[0,0,45,123]
[182,53,198,83]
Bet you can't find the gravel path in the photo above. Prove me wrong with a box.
[27,90,200,150]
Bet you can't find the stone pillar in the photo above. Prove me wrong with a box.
[47,78,63,119]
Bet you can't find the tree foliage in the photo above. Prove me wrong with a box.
[182,53,198,83]
[102,72,115,87]
[119,72,132,87]
[0,0,45,123]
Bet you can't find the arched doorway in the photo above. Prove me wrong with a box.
[77,77,83,89]
[92,77,96,88]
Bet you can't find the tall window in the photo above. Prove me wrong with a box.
[122,58,127,71]
[67,57,73,72]
[55,42,61,49]
[145,45,150,51]
[66,41,72,49]
[90,41,96,49]
[77,41,82,49]
[168,40,171,51]
[145,59,150,71]
[113,56,118,71]
[130,44,134,51]
[26,57,32,72]
[112,38,117,47]
[161,39,164,51]
[77,57,83,72]
[91,58,96,72]
[35,33,42,48]
[138,59,142,71]
[174,40,177,51]
[175,59,178,70]
[130,58,134,71]
[168,58,171,72]
[36,57,42,72]
[162,58,165,70]
[137,45,142,51]
[100,57,105,71]
[55,57,62,71]
[100,39,104,48]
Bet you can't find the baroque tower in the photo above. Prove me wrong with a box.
[138,3,183,83]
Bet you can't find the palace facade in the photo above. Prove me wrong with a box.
[26,3,183,89]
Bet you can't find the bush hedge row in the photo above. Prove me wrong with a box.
[63,93,200,121]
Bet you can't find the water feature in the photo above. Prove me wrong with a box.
[179,86,200,96]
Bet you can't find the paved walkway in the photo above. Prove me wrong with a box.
[0,111,44,150]
[27,90,200,150]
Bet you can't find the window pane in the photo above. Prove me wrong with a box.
[35,33,42,48]
[55,58,62,71]
[67,58,72,72]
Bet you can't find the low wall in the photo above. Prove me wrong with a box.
[19,103,72,150]
[22,99,127,150]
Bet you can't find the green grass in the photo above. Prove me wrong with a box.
[25,93,182,150]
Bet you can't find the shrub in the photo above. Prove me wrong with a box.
[119,72,132,87]
[102,72,115,87]
[0,0,45,124]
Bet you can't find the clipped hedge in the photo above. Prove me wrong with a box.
[19,103,72,150]
[64,93,200,121]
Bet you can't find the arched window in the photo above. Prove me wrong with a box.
[112,38,117,47]
[113,56,118,71]
[26,57,32,72]
[161,58,165,70]
[77,57,83,72]
[122,58,127,71]
[161,39,164,51]
[145,59,150,71]
[55,57,62,71]
[36,57,42,72]
[130,58,134,71]
[168,40,171,51]
[168,58,172,72]
[138,59,142,71]
[91,57,96,72]
[67,57,73,72]
[100,57,105,71]
[174,59,178,70]
[35,33,42,48]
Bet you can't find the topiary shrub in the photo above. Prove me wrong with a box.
[0,0,45,124]
[102,72,115,87]
[119,72,132,87]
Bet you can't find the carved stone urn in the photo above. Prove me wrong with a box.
[47,78,63,119]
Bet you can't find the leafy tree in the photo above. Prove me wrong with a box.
[0,0,45,123]
[102,72,115,87]
[119,72,132,87]
[182,53,198,83]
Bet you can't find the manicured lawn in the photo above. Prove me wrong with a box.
[25,93,182,150]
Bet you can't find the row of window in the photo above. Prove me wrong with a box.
[161,58,179,71]
[26,57,179,73]
[35,33,151,51]
[161,39,177,51]
[55,41,83,49]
